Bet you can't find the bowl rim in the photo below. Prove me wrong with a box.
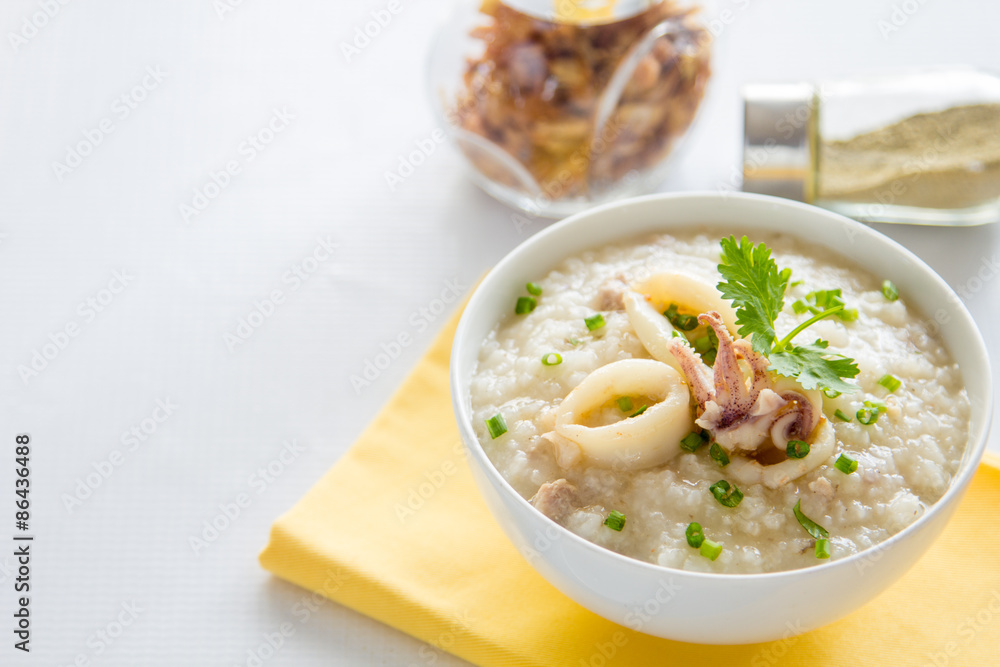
[450,190,994,581]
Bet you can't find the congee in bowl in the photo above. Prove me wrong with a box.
[469,230,970,574]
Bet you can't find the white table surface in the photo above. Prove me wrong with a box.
[1,0,997,664]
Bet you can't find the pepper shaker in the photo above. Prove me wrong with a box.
[743,67,1000,226]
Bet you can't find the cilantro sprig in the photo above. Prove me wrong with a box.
[717,236,859,394]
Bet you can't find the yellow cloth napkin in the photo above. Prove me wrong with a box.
[260,304,1000,666]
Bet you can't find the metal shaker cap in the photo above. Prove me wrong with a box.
[742,83,817,202]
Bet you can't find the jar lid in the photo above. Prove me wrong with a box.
[742,83,817,202]
[504,0,664,24]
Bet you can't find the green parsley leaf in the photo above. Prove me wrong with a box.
[717,236,789,356]
[769,340,860,393]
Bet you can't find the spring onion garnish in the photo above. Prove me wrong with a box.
[834,409,852,423]
[856,408,878,425]
[526,282,543,296]
[616,396,634,412]
[685,522,705,548]
[566,337,582,346]
[700,538,723,561]
[822,387,841,399]
[710,480,743,508]
[709,443,730,467]
[792,499,829,540]
[834,454,858,474]
[485,413,508,439]
[515,296,536,315]
[815,538,832,559]
[584,313,606,331]
[839,308,859,322]
[663,303,699,331]
[786,440,810,459]
[604,510,626,531]
[630,405,648,418]
[878,374,901,393]
[680,431,707,452]
[541,352,562,366]
[882,280,899,302]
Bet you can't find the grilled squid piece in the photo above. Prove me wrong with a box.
[622,272,738,373]
[551,359,693,470]
[726,420,837,490]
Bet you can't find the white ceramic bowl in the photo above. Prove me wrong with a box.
[449,192,993,644]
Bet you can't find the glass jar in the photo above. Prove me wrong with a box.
[743,67,1000,226]
[428,0,713,219]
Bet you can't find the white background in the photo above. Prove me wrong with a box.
[1,0,998,665]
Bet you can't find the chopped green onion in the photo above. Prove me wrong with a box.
[675,314,698,331]
[485,413,507,439]
[864,399,887,412]
[616,396,634,412]
[882,280,899,302]
[838,308,859,322]
[671,330,681,338]
[694,335,711,353]
[526,282,543,296]
[680,431,707,452]
[792,499,829,540]
[664,303,698,331]
[834,454,858,474]
[834,409,852,422]
[515,297,536,315]
[709,443,730,467]
[710,480,743,508]
[566,337,582,346]
[792,300,809,315]
[702,349,718,366]
[822,387,841,399]
[630,405,648,418]
[856,408,878,425]
[685,522,705,548]
[815,538,832,559]
[604,510,626,531]
[878,374,901,393]
[786,440,810,459]
[700,538,723,561]
[789,279,804,288]
[584,313,605,331]
[541,352,562,366]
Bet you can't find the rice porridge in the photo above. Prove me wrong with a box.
[469,231,970,573]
